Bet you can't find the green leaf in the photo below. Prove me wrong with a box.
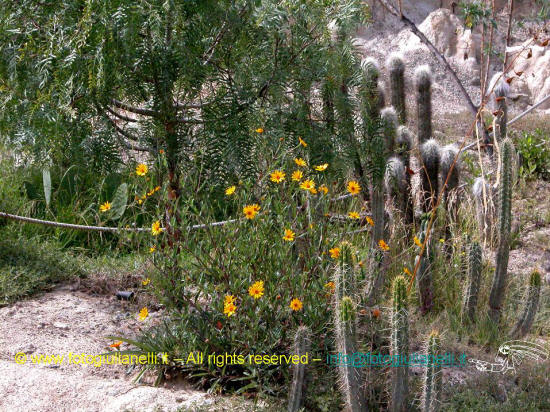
[110,183,128,220]
[42,169,51,207]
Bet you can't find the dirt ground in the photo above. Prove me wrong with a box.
[0,284,213,412]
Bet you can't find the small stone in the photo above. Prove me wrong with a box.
[53,322,69,330]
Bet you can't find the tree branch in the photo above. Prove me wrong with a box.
[111,99,159,117]
[106,106,138,122]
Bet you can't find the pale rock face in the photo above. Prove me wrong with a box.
[508,41,550,109]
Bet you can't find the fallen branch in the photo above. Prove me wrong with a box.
[508,94,550,126]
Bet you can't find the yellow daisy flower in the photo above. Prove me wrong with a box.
[366,216,374,226]
[348,211,360,219]
[294,158,307,167]
[142,278,151,286]
[243,204,260,219]
[283,229,295,242]
[255,128,264,133]
[99,201,111,212]
[291,170,303,181]
[298,137,307,147]
[270,170,286,183]
[324,281,335,293]
[248,280,265,299]
[314,163,328,171]
[403,267,412,276]
[290,298,303,311]
[347,180,361,195]
[136,164,148,176]
[224,295,236,305]
[300,179,315,193]
[378,239,390,251]
[225,186,236,196]
[138,307,149,321]
[414,236,423,248]
[319,185,329,194]
[151,221,163,236]
[329,247,341,259]
[224,302,237,317]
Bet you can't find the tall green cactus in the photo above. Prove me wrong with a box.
[391,276,409,412]
[288,326,311,412]
[421,331,442,412]
[494,79,509,142]
[462,242,482,323]
[387,53,406,124]
[385,156,407,223]
[488,138,514,323]
[440,145,461,248]
[419,139,441,215]
[415,65,432,144]
[510,270,542,339]
[396,126,414,225]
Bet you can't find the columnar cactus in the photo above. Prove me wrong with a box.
[334,242,358,300]
[488,138,514,323]
[335,296,364,412]
[419,139,441,214]
[288,326,311,412]
[381,107,398,154]
[440,145,461,248]
[462,242,482,323]
[391,276,409,412]
[385,156,407,222]
[510,269,542,339]
[415,65,432,144]
[396,126,414,225]
[387,53,407,124]
[421,331,442,412]
[361,57,382,121]
[494,79,509,143]
[472,177,495,245]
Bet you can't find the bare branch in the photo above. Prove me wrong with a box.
[106,106,138,122]
[111,99,159,117]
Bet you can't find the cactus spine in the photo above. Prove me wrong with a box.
[387,53,407,124]
[421,331,442,412]
[462,242,482,323]
[510,270,542,339]
[488,139,514,323]
[391,276,409,412]
[415,65,432,144]
[288,326,311,412]
[419,139,441,214]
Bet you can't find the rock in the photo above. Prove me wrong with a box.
[53,322,69,330]
[542,250,550,273]
[18,344,36,354]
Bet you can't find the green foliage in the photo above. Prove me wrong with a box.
[458,1,497,29]
[515,128,550,181]
[109,183,128,221]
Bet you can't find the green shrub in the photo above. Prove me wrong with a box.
[515,128,550,181]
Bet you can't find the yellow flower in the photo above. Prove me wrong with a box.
[324,281,335,293]
[138,307,149,321]
[314,163,328,171]
[366,216,374,226]
[138,199,143,205]
[248,280,265,299]
[294,158,307,167]
[149,246,156,253]
[291,170,303,181]
[347,180,361,195]
[319,185,328,195]
[224,302,237,317]
[154,186,161,192]
[109,341,123,349]
[348,211,360,219]
[378,239,390,251]
[142,278,151,286]
[403,267,412,276]
[270,170,286,183]
[151,221,163,236]
[439,238,445,243]
[225,185,236,196]
[224,295,236,305]
[329,247,341,259]
[300,179,316,193]
[243,204,260,219]
[414,236,423,248]
[298,137,307,147]
[136,163,148,176]
[283,229,295,242]
[99,201,111,212]
[255,128,264,133]
[290,298,303,311]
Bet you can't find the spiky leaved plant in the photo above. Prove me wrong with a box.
[510,270,542,339]
[488,138,514,323]
[396,126,414,225]
[472,177,495,246]
[415,218,434,314]
[288,326,311,412]
[391,275,409,412]
[421,331,442,412]
[387,53,406,124]
[419,139,441,215]
[415,65,432,144]
[462,242,482,323]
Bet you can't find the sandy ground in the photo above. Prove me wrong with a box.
[0,284,213,412]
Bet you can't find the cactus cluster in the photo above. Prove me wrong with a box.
[510,269,542,339]
[488,138,514,323]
